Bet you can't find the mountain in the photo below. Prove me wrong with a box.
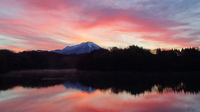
[52,42,101,55]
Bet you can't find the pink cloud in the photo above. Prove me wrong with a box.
[0,45,26,52]
[0,86,198,112]
[0,0,199,51]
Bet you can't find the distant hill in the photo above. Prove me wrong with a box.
[51,42,101,55]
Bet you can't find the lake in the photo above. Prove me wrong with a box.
[0,70,200,112]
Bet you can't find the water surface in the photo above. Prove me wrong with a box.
[0,70,200,112]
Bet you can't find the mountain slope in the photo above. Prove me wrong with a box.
[52,42,101,55]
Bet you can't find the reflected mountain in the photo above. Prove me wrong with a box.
[64,82,95,93]
[0,70,200,95]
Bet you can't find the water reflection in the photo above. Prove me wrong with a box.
[1,70,200,94]
[0,83,200,112]
[64,82,95,93]
[0,70,200,112]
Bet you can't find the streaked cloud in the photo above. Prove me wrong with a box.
[0,0,200,51]
[0,85,199,112]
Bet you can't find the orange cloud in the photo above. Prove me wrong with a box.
[0,85,198,112]
[0,0,199,51]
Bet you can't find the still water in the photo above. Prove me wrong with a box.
[0,83,200,112]
[0,70,200,112]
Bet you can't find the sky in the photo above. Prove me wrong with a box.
[0,0,200,51]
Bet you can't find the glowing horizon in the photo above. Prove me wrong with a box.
[0,0,200,51]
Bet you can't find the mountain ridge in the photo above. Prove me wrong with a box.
[52,41,101,55]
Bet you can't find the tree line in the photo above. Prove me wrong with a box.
[0,50,80,74]
[77,45,200,71]
[0,45,200,74]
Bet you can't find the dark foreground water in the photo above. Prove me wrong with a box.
[0,70,200,112]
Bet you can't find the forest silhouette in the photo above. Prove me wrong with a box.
[0,45,200,74]
[78,45,200,71]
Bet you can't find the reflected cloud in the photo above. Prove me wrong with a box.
[0,85,200,112]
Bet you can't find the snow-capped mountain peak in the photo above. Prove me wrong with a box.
[52,42,101,55]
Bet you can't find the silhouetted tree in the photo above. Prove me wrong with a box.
[1,45,200,74]
[77,46,200,71]
[0,50,81,74]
